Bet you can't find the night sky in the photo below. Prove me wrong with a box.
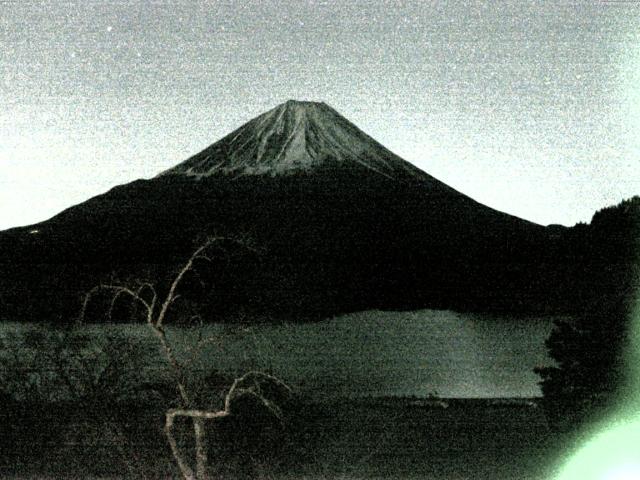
[2,0,639,230]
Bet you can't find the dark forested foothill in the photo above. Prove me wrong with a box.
[0,184,637,325]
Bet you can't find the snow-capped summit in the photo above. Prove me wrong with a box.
[160,100,428,180]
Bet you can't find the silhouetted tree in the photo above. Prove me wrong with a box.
[535,296,633,429]
[80,237,292,480]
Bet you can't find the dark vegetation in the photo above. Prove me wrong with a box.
[536,197,640,431]
[0,325,177,477]
[0,324,303,479]
[535,298,631,431]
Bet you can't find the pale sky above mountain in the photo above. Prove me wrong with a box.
[1,0,639,230]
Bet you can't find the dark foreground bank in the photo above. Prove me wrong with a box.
[0,397,567,480]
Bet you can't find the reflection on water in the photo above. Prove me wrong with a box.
[168,309,557,399]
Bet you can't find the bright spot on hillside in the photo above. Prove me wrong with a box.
[556,416,640,480]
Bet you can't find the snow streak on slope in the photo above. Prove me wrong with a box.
[160,100,431,180]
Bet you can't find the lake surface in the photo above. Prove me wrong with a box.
[181,309,558,398]
[2,309,559,399]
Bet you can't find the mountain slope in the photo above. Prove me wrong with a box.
[0,100,559,323]
[160,100,432,181]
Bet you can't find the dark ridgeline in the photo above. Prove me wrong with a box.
[0,100,637,323]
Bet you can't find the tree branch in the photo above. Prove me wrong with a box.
[155,237,225,329]
[79,284,152,324]
[164,411,196,480]
[77,236,274,480]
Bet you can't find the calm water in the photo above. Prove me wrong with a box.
[2,309,559,399]
[176,309,558,398]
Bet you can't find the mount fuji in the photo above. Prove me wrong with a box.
[0,100,558,322]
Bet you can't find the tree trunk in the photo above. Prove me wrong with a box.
[193,418,208,480]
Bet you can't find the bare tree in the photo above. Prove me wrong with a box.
[79,237,291,480]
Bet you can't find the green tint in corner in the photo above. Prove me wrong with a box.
[556,296,640,480]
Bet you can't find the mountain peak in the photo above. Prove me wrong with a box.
[159,101,429,180]
[282,99,325,107]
